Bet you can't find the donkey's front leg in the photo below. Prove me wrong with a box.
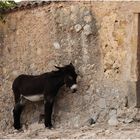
[44,96,54,129]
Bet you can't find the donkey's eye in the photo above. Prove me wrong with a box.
[68,76,73,80]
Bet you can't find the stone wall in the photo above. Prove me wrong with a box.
[0,1,140,131]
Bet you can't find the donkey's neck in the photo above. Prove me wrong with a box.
[51,71,66,90]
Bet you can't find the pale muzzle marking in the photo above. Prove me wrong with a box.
[70,84,77,90]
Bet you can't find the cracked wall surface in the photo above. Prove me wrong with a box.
[0,1,140,131]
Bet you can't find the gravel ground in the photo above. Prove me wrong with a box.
[1,122,140,139]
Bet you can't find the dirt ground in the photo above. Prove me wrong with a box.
[0,122,140,139]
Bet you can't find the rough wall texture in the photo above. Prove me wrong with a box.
[0,1,140,131]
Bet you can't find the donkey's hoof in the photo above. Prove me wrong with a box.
[14,124,22,130]
[45,124,53,129]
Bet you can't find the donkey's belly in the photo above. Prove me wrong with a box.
[23,95,44,102]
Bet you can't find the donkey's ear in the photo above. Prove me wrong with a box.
[70,62,73,66]
[55,66,61,70]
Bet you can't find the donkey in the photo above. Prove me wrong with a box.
[12,63,78,130]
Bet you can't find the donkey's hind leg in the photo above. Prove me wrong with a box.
[13,97,25,130]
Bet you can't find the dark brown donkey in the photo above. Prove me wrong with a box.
[12,63,78,130]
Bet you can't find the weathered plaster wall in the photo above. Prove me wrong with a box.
[0,1,139,131]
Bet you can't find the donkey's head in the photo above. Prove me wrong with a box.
[55,63,78,93]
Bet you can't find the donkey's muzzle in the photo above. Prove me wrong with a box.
[71,84,77,93]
